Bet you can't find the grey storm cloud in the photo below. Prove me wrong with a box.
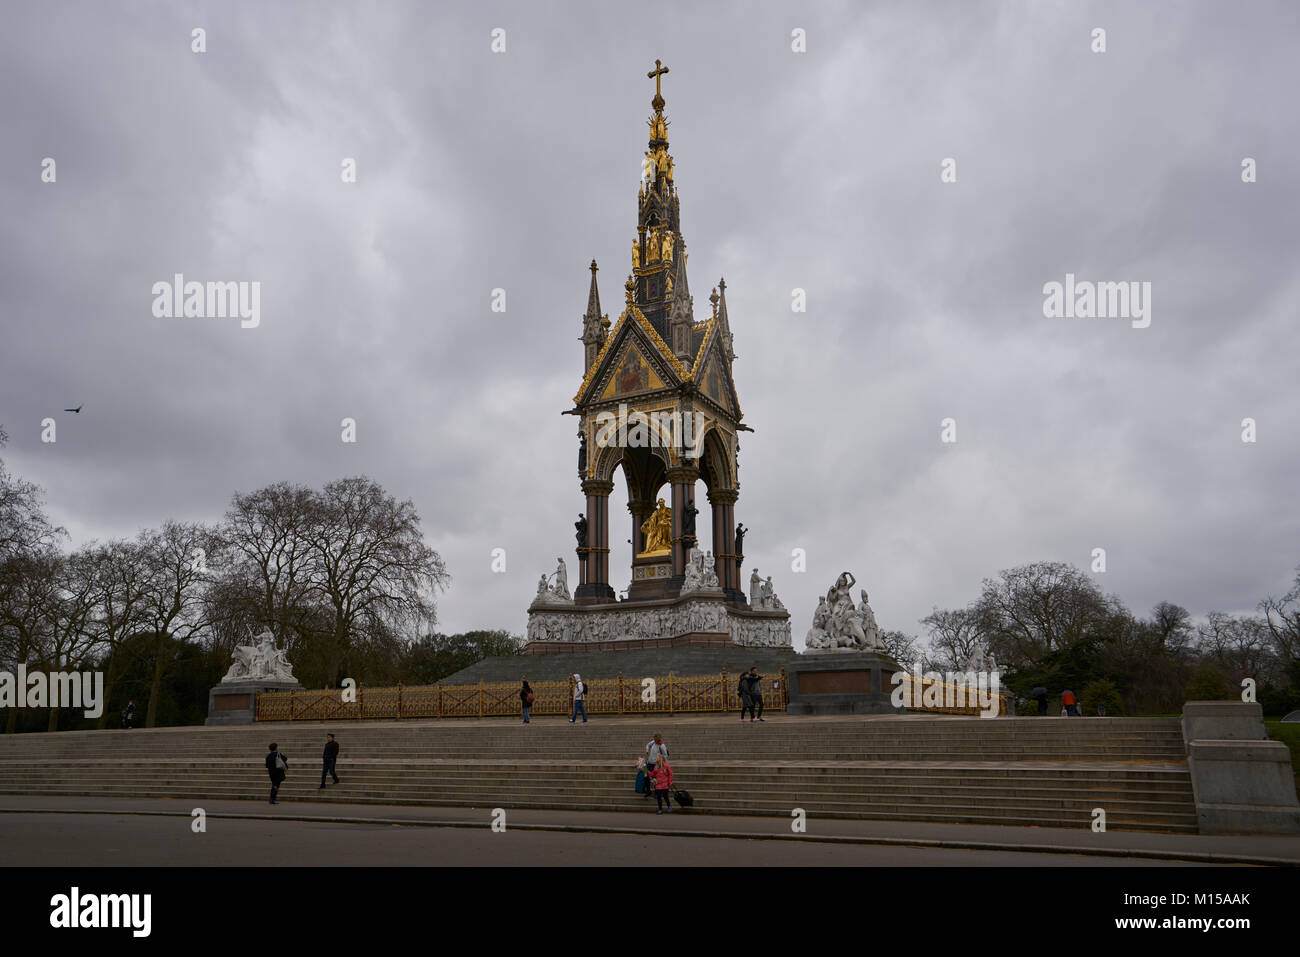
[1,0,1297,643]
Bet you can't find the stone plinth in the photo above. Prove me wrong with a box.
[1180,700,1267,748]
[786,651,903,715]
[1181,701,1300,834]
[206,679,302,726]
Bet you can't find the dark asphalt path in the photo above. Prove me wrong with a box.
[0,812,1215,866]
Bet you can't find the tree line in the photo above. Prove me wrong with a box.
[1,426,509,731]
[904,559,1300,716]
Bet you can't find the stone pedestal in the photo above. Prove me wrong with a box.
[786,651,903,715]
[206,679,302,726]
[1181,700,1300,834]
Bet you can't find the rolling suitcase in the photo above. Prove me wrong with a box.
[635,770,647,794]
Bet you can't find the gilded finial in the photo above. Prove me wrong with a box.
[625,274,636,304]
[709,287,719,317]
[648,58,669,112]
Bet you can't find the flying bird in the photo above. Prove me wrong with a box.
[63,405,82,413]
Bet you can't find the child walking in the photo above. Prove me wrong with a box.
[649,756,674,814]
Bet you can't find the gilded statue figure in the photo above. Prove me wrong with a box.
[632,240,641,267]
[661,231,674,259]
[640,498,672,555]
[656,149,670,174]
[646,228,660,262]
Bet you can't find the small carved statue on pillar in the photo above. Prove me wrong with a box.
[575,514,588,549]
[735,523,747,569]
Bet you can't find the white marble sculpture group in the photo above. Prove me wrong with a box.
[805,571,884,652]
[535,557,573,603]
[221,631,297,683]
[681,547,721,593]
[748,568,785,611]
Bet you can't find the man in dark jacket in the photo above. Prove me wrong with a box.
[738,673,754,722]
[266,742,287,804]
[747,667,765,722]
[319,733,340,788]
[122,700,135,729]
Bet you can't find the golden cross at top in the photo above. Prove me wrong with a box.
[647,59,669,97]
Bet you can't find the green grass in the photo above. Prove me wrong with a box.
[1264,719,1300,800]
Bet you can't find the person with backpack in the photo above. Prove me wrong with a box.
[318,733,340,789]
[747,667,765,722]
[569,673,588,724]
[738,672,754,722]
[122,700,135,730]
[520,678,534,723]
[648,755,674,814]
[1062,689,1078,717]
[265,742,288,804]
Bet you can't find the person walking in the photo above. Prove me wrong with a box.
[648,755,674,814]
[266,742,288,804]
[1031,686,1048,716]
[318,733,340,789]
[1062,689,1078,717]
[520,678,534,724]
[122,700,135,730]
[738,672,754,722]
[747,667,765,722]
[569,673,588,724]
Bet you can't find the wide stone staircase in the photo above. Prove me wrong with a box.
[0,715,1198,832]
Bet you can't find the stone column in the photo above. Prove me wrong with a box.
[628,499,651,556]
[709,487,740,596]
[576,479,615,601]
[665,465,699,579]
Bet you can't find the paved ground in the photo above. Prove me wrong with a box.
[1,795,1294,865]
[0,811,1216,867]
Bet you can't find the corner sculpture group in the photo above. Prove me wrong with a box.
[804,571,884,652]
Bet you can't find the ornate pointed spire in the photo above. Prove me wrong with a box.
[716,277,734,361]
[667,247,694,363]
[581,260,607,372]
[584,259,602,324]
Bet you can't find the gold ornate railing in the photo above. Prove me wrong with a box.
[256,670,789,721]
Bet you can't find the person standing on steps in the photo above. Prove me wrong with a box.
[747,667,766,722]
[649,755,674,814]
[122,700,135,730]
[266,742,288,804]
[319,733,340,789]
[738,671,754,722]
[644,733,669,799]
[569,673,588,723]
[520,678,534,723]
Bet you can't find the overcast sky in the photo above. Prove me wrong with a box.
[2,0,1298,647]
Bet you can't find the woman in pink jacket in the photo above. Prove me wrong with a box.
[649,757,674,814]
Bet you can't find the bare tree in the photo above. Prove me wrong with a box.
[305,477,449,686]
[920,606,984,670]
[973,561,1113,668]
[222,482,317,650]
[137,521,225,727]
[1259,565,1300,673]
